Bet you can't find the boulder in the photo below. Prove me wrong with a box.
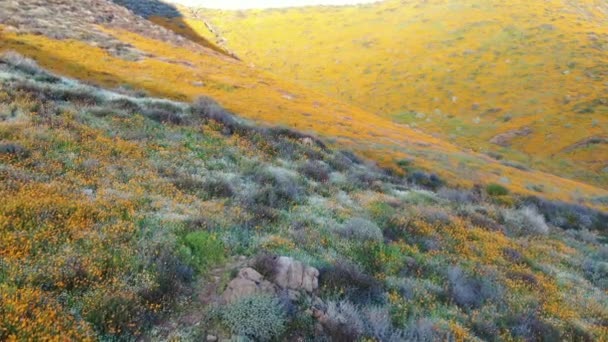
[221,267,277,304]
[273,256,319,293]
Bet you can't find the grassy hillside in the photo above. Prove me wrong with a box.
[184,0,608,187]
[1,51,608,341]
[1,1,607,210]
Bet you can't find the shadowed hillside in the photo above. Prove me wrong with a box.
[110,0,236,57]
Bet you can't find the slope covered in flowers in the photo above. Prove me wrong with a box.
[187,0,608,188]
[0,21,606,209]
[0,53,607,341]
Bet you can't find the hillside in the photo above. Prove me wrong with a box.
[0,1,608,340]
[1,48,607,341]
[1,0,607,211]
[182,0,608,188]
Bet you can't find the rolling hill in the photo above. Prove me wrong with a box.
[178,0,608,188]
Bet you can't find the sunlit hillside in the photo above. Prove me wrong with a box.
[182,0,608,187]
[1,0,607,208]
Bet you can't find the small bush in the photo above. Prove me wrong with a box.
[407,171,444,190]
[108,98,142,113]
[191,96,240,134]
[486,183,509,196]
[247,167,302,209]
[85,291,147,338]
[142,108,184,125]
[298,160,330,183]
[143,250,193,302]
[363,306,392,340]
[220,294,286,341]
[0,142,28,158]
[319,260,382,304]
[336,217,383,242]
[322,300,365,341]
[447,266,500,309]
[401,318,454,342]
[347,168,381,189]
[582,258,608,290]
[508,310,561,341]
[267,126,326,150]
[327,151,355,171]
[178,231,224,273]
[502,206,550,236]
[202,178,235,199]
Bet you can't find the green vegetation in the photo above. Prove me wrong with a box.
[179,231,225,273]
[220,294,286,341]
[487,183,510,197]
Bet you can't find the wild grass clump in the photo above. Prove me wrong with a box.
[335,217,383,242]
[502,206,550,236]
[220,294,286,341]
[486,183,509,196]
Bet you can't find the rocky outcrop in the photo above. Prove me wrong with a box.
[221,256,319,304]
[221,267,277,304]
[273,256,319,294]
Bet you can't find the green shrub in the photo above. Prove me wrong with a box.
[221,294,286,341]
[85,291,147,338]
[486,183,509,197]
[178,231,225,273]
[407,171,444,190]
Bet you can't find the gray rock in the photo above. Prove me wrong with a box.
[273,256,319,293]
[221,267,277,304]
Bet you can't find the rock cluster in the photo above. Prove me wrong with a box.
[221,256,319,304]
